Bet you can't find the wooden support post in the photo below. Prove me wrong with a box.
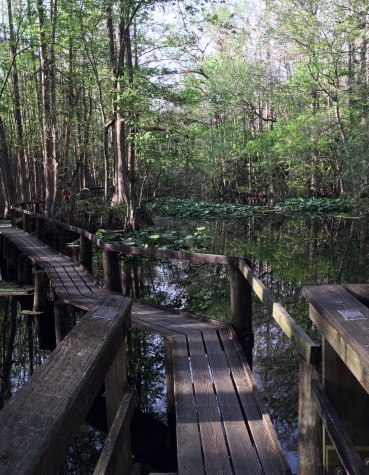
[322,338,369,473]
[23,212,31,233]
[52,226,63,252]
[164,338,176,455]
[229,262,253,364]
[105,338,132,475]
[10,208,16,226]
[121,259,131,296]
[33,270,56,351]
[36,216,45,241]
[7,243,19,282]
[103,249,121,293]
[54,302,72,345]
[80,232,93,273]
[297,357,322,475]
[18,253,33,285]
[0,235,6,280]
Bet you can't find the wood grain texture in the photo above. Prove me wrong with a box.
[297,358,322,475]
[93,390,136,475]
[0,293,132,475]
[172,336,204,475]
[187,332,233,474]
[202,330,260,475]
[312,379,368,475]
[0,222,290,475]
[303,285,369,393]
[219,328,291,475]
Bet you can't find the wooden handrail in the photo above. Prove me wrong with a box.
[11,202,319,363]
[0,292,132,474]
[238,260,319,365]
[311,379,368,474]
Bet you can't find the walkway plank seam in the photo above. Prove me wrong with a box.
[0,225,291,475]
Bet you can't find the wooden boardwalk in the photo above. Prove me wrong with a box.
[0,224,291,474]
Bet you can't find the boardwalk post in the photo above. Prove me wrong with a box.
[54,302,72,345]
[103,249,121,293]
[230,261,253,363]
[105,338,132,475]
[7,243,19,282]
[164,338,176,455]
[10,207,16,226]
[23,211,31,233]
[36,216,45,241]
[0,235,7,280]
[33,270,56,351]
[322,338,369,473]
[18,253,33,285]
[298,357,322,475]
[80,232,93,273]
[121,258,132,296]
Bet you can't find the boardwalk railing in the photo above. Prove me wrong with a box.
[10,202,318,359]
[0,289,134,475]
[10,201,366,474]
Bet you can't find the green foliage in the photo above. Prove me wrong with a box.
[96,225,212,251]
[149,197,350,220]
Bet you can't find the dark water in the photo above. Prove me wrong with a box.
[131,214,369,473]
[2,214,369,473]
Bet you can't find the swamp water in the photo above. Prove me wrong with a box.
[1,214,369,473]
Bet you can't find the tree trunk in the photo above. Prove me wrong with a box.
[37,0,58,216]
[0,118,17,216]
[7,0,29,202]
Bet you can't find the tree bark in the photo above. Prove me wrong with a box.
[0,118,17,215]
[7,0,29,202]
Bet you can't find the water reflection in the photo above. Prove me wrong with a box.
[2,214,368,473]
[124,214,369,472]
[0,297,49,410]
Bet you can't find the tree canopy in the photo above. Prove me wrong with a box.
[0,0,368,225]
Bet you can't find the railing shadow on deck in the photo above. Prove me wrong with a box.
[9,201,368,474]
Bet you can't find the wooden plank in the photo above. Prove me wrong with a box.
[172,336,204,475]
[132,300,227,328]
[131,312,201,335]
[343,283,369,307]
[186,333,233,474]
[297,358,322,475]
[0,281,33,295]
[311,379,368,475]
[132,319,179,337]
[322,338,369,472]
[202,330,260,474]
[219,327,291,474]
[303,285,369,394]
[0,293,132,475]
[94,390,136,475]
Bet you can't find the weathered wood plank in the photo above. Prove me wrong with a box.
[93,390,136,475]
[202,330,260,475]
[303,284,369,394]
[219,327,291,474]
[0,281,33,295]
[311,379,368,475]
[297,357,322,475]
[0,293,132,475]
[343,283,369,307]
[187,333,233,474]
[172,336,204,475]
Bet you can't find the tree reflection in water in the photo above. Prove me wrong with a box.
[2,215,369,473]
